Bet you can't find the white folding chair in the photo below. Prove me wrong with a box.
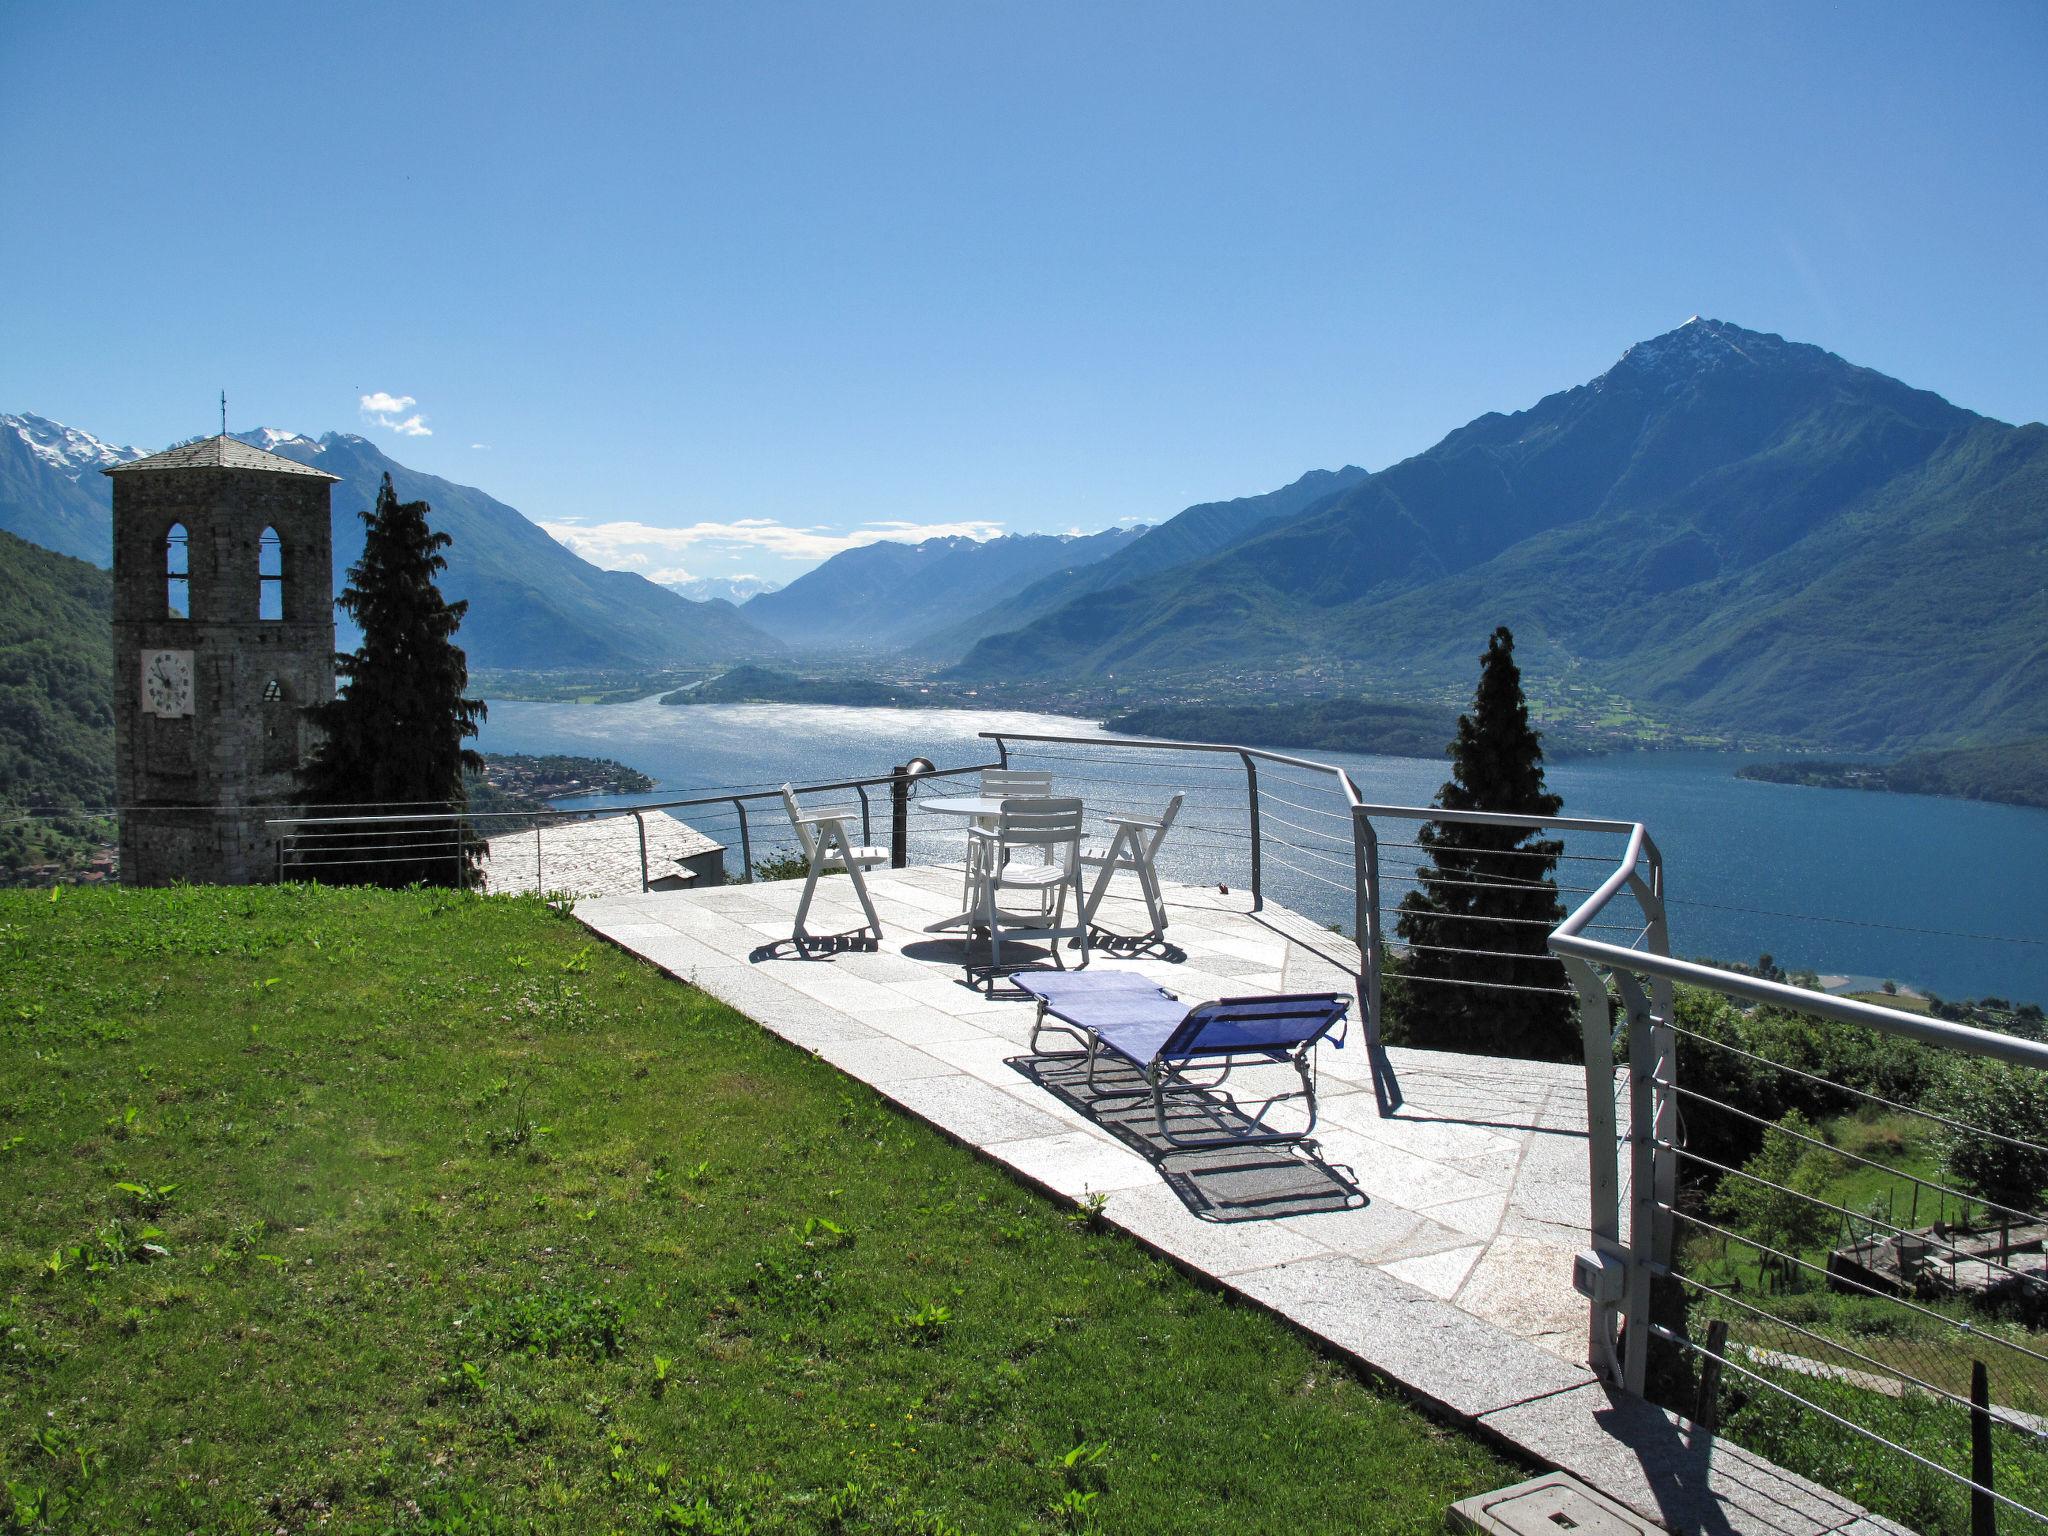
[966,797,1088,970]
[961,768,1057,908]
[979,768,1054,799]
[1080,792,1183,941]
[779,784,887,949]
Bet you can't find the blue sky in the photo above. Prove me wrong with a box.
[4,1,2044,586]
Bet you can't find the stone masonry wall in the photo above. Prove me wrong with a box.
[112,468,336,885]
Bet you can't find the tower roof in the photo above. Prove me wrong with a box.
[103,434,340,480]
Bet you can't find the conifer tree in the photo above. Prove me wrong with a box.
[300,475,485,886]
[1392,626,1573,1058]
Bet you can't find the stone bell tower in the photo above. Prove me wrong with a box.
[106,435,339,885]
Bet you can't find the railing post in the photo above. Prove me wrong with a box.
[1240,752,1262,910]
[733,798,753,882]
[890,764,910,869]
[1693,1317,1729,1433]
[1352,806,1400,1115]
[634,812,650,893]
[1616,970,1659,1397]
[1971,1359,1995,1536]
[1630,836,1678,1265]
[1564,954,1626,1386]
[534,824,543,895]
[856,785,872,847]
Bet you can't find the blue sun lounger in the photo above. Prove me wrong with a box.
[1017,971,1349,1150]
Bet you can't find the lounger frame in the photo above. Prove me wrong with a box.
[1028,989,1348,1151]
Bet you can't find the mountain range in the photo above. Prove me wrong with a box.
[900,466,1370,660]
[0,414,140,564]
[0,418,780,670]
[7,316,2044,752]
[742,527,1149,652]
[947,319,2048,750]
[664,574,782,605]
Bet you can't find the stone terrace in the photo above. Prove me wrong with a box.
[574,865,1896,1536]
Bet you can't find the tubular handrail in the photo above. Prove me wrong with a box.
[263,760,1000,831]
[265,758,1004,894]
[1551,875,2048,1071]
[1357,801,1644,836]
[981,730,1366,807]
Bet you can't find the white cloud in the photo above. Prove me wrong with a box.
[470,442,491,451]
[359,392,433,437]
[539,515,1003,567]
[646,565,696,584]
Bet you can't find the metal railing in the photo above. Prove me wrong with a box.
[266,757,1002,893]
[1555,833,2048,1533]
[262,725,2048,1530]
[991,728,2047,1531]
[984,730,1651,1116]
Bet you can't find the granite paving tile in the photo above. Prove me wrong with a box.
[576,867,1887,1534]
[1380,1243,1484,1298]
[1480,1383,1866,1536]
[1454,1232,1587,1340]
[1232,1255,1593,1419]
[987,1130,1159,1199]
[1101,1182,1335,1275]
[879,1073,1070,1147]
[814,1037,959,1084]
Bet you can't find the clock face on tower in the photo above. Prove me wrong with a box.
[140,649,195,718]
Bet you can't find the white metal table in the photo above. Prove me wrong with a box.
[918,794,1013,932]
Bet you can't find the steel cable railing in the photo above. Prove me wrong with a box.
[1551,817,2048,1532]
[268,758,1004,894]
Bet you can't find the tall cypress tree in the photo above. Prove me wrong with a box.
[1392,626,1573,1059]
[300,474,485,886]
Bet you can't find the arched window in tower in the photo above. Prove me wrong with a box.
[259,527,285,621]
[165,523,190,619]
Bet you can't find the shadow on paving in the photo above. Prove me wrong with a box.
[1010,1053,1366,1224]
[894,938,1194,996]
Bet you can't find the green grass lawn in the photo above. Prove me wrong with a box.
[0,886,1512,1535]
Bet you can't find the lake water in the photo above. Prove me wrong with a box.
[477,696,2048,1004]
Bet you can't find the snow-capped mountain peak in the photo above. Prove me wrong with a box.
[3,413,142,477]
[229,427,326,455]
[665,574,784,605]
[257,427,322,453]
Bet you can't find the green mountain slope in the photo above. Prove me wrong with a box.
[955,320,2042,749]
[744,527,1145,652]
[905,465,1368,660]
[0,530,113,807]
[1740,738,2048,810]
